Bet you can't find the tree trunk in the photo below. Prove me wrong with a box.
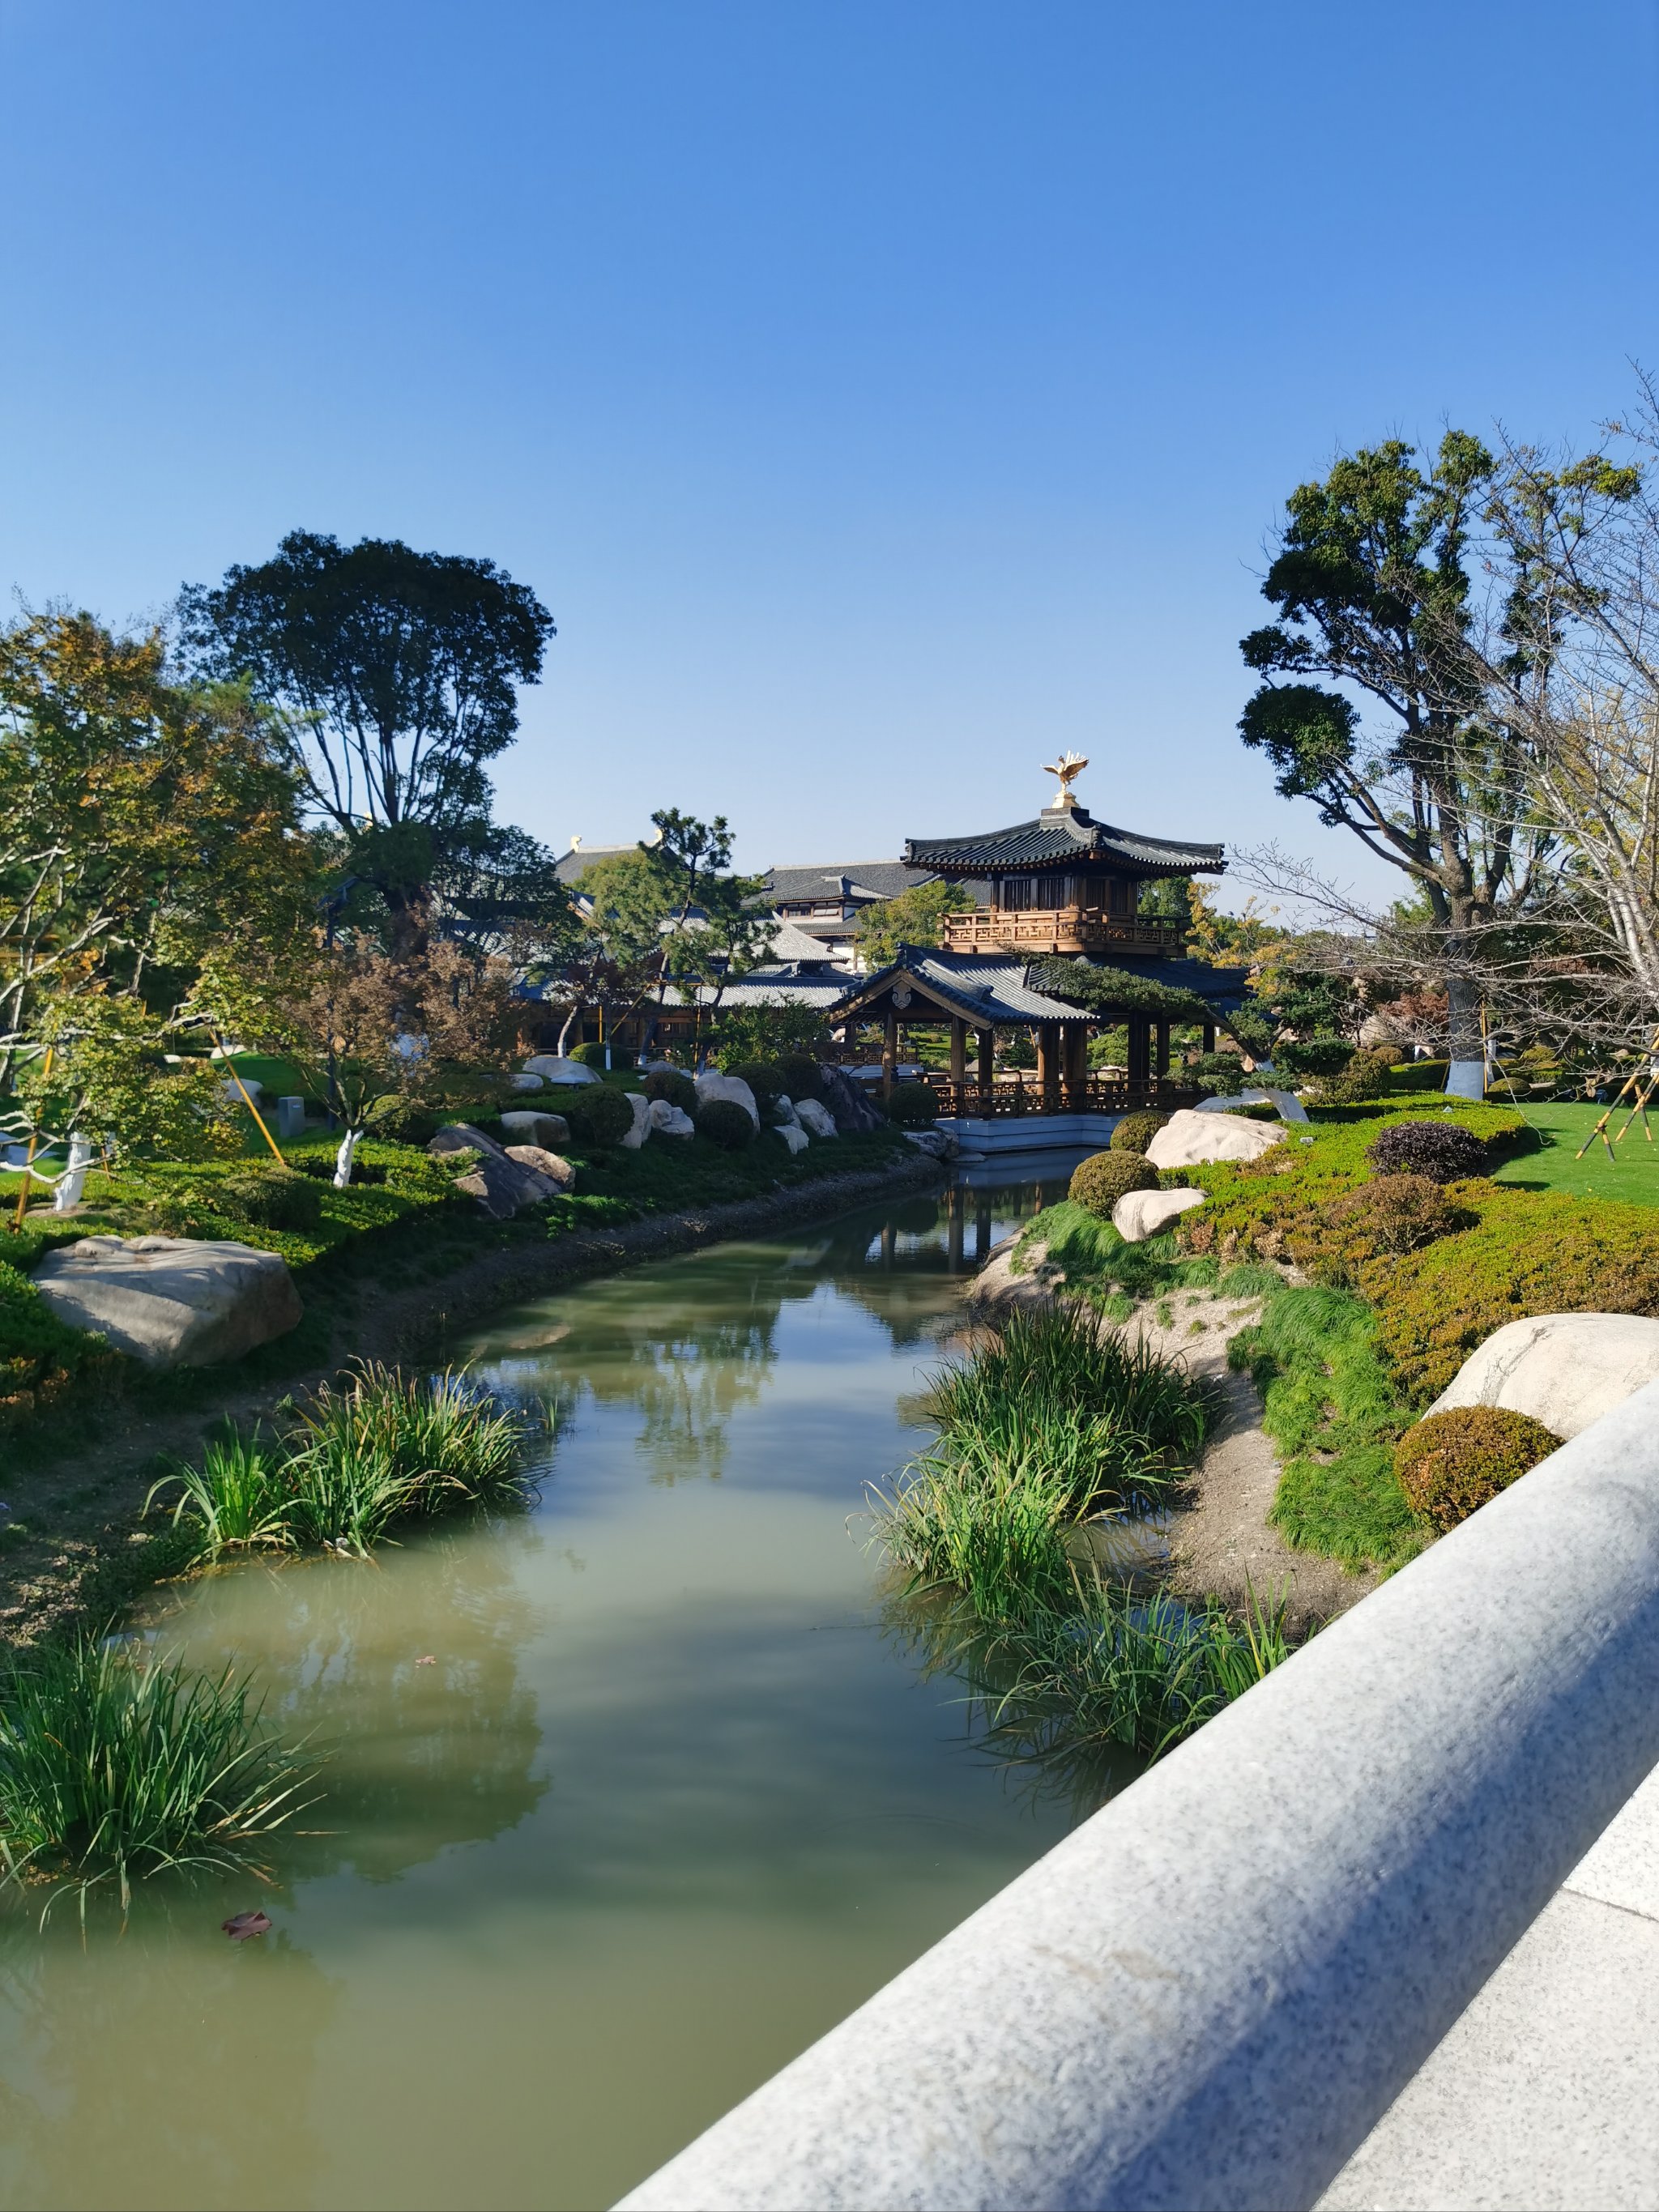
[334,1127,364,1188]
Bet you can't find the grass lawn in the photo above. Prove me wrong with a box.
[1491,1101,1659,1208]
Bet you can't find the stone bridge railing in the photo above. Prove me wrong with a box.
[617,1379,1659,2211]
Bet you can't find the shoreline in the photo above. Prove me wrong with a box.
[1,1147,946,1646]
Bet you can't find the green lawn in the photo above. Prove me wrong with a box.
[1491,1101,1659,1208]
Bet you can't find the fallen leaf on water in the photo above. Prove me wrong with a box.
[416,1654,437,1665]
[222,1910,272,1941]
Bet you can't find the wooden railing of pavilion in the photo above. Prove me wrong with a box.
[940,908,1188,956]
[918,1074,1199,1118]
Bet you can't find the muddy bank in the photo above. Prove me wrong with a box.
[1,1149,945,1645]
[966,1233,1380,1633]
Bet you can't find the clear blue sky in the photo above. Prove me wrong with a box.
[2,0,1655,906]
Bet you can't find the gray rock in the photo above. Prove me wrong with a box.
[500,1110,571,1149]
[31,1235,302,1370]
[902,1127,957,1161]
[818,1063,885,1133]
[1146,1107,1286,1168]
[428,1122,508,1161]
[451,1153,557,1218]
[508,1071,545,1091]
[521,1055,600,1085]
[620,1090,651,1149]
[646,1097,695,1137]
[775,1120,810,1155]
[795,1097,838,1140]
[695,1071,761,1127]
[504,1144,576,1191]
[1428,1313,1659,1439]
[1112,1186,1208,1242]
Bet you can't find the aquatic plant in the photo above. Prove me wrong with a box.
[150,1426,294,1555]
[0,1637,316,1916]
[869,1434,1077,1618]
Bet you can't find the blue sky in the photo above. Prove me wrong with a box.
[2,0,1655,906]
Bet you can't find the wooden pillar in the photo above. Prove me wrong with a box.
[978,1027,994,1093]
[1037,1023,1060,1109]
[1061,1022,1086,1107]
[1202,1022,1217,1054]
[1156,1019,1171,1081]
[1128,1015,1151,1093]
[881,1004,898,1097]
[950,1017,967,1090]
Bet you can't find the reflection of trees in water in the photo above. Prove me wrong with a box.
[0,1903,335,2210]
[574,1306,783,1482]
[147,1524,551,1888]
[878,1577,1142,1823]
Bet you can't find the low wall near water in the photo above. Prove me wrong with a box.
[940,1109,1124,1154]
[616,1380,1659,2212]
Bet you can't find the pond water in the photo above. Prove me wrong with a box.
[0,1162,1095,2212]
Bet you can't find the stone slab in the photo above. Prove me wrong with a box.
[30,1234,302,1369]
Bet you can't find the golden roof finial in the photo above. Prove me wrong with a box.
[1041,750,1088,808]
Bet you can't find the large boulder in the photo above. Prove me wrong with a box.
[774,1119,810,1155]
[504,1144,576,1191]
[1112,1187,1208,1242]
[428,1122,507,1161]
[1427,1313,1659,1439]
[817,1063,885,1134]
[619,1091,652,1149]
[508,1071,545,1092]
[1146,1108,1286,1168]
[795,1097,838,1140]
[522,1055,600,1086]
[646,1097,695,1138]
[695,1071,761,1128]
[903,1127,957,1162]
[31,1235,302,1370]
[1192,1087,1309,1125]
[451,1153,559,1218]
[501,1109,571,1149]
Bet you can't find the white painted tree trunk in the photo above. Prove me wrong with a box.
[333,1127,364,1189]
[53,1134,93,1213]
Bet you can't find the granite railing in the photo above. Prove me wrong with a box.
[617,1379,1659,2211]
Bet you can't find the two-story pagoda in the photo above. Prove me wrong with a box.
[829,757,1251,1122]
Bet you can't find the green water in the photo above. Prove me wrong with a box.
[0,1171,1087,2212]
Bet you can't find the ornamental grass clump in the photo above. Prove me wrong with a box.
[0,1637,316,1916]
[1110,1110,1169,1153]
[1394,1405,1561,1530]
[1068,1149,1157,1218]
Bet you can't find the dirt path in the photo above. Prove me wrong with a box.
[2,1151,945,1645]
[967,1238,1380,1632]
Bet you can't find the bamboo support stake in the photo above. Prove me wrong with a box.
[10,1044,53,1232]
[1615,1062,1659,1145]
[212,1037,287,1165]
[1576,1028,1659,1159]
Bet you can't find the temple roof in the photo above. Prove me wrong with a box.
[762,859,936,903]
[903,804,1224,878]
[828,947,1251,1029]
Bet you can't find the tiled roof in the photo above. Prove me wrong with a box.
[552,843,642,884]
[768,921,847,965]
[904,806,1224,877]
[762,859,936,904]
[828,947,1251,1026]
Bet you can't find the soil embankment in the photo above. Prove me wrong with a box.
[2,1149,945,1644]
[967,1234,1380,1632]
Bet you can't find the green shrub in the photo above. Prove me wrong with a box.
[1305,1047,1399,1106]
[217,1166,325,1232]
[727,1060,786,1114]
[1274,1037,1356,1079]
[1068,1149,1158,1217]
[1394,1405,1561,1529]
[1366,1119,1489,1183]
[573,1041,633,1070]
[0,1637,315,1912]
[1294,1174,1472,1282]
[1111,1110,1169,1153]
[643,1068,699,1115]
[696,1098,756,1151]
[370,1100,441,1146]
[561,1083,636,1149]
[0,1257,113,1423]
[776,1053,825,1102]
[1188,1051,1248,1094]
[885,1081,939,1127]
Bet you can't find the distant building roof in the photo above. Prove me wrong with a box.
[768,921,847,965]
[905,804,1224,879]
[762,860,936,905]
[552,842,643,885]
[828,946,1251,1029]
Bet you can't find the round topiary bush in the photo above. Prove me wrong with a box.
[1394,1404,1561,1530]
[697,1098,756,1151]
[561,1083,635,1149]
[643,1068,699,1116]
[1068,1149,1158,1217]
[726,1060,786,1115]
[217,1167,325,1232]
[776,1053,825,1103]
[1328,1174,1465,1255]
[573,1041,633,1071]
[1110,1110,1169,1154]
[1365,1119,1489,1183]
[884,1081,939,1126]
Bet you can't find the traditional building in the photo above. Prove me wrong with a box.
[759,859,936,965]
[829,756,1252,1116]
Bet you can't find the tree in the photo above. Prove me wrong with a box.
[542,847,674,1055]
[1239,434,1554,1094]
[180,532,554,946]
[0,609,312,1090]
[854,880,973,967]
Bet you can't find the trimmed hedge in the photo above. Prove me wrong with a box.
[776,1054,825,1103]
[1069,1149,1158,1217]
[1395,1405,1560,1529]
[727,1060,786,1115]
[217,1166,325,1232]
[885,1082,939,1127]
[1366,1119,1489,1183]
[0,1259,118,1425]
[696,1099,756,1151]
[643,1068,699,1116]
[1111,1110,1169,1154]
[561,1084,636,1149]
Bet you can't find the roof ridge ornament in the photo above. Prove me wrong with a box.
[1040,751,1088,811]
